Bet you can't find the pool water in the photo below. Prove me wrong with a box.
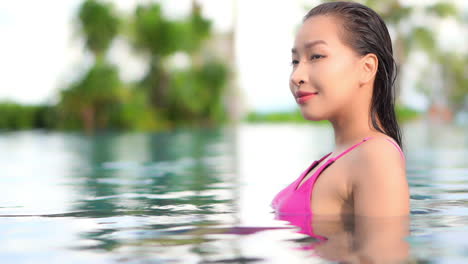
[1,119,468,263]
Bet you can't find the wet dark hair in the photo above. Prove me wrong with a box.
[304,1,403,150]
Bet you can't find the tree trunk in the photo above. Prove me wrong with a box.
[81,106,95,135]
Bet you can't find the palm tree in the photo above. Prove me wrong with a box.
[59,0,123,133]
[59,61,123,132]
[77,0,119,61]
[129,2,230,125]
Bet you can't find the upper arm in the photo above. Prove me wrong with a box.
[352,138,409,217]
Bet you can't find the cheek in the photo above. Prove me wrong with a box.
[289,74,296,96]
[319,58,359,94]
[326,57,355,78]
[288,76,293,92]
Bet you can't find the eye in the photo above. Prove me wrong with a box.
[290,59,299,66]
[310,54,324,60]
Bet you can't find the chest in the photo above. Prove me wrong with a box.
[297,158,353,214]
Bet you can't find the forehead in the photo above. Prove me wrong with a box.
[292,15,343,52]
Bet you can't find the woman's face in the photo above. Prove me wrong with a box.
[290,15,363,121]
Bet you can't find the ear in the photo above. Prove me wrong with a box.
[359,53,378,85]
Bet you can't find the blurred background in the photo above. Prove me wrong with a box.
[1,1,468,263]
[0,0,466,131]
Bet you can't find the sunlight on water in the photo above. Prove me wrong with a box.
[1,120,468,263]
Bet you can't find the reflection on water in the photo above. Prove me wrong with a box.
[0,119,468,263]
[276,214,409,263]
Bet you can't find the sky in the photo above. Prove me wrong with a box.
[0,0,466,112]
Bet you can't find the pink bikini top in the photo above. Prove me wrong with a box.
[270,136,405,244]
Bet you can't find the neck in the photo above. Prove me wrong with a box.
[329,89,378,148]
[331,117,376,148]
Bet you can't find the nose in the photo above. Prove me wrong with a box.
[290,63,307,89]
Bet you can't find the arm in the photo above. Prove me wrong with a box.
[349,138,410,262]
[352,137,410,217]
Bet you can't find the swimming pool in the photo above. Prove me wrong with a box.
[1,119,467,263]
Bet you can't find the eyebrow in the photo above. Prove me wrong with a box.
[291,40,328,54]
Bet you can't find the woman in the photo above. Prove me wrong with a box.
[270,2,410,261]
[271,1,410,219]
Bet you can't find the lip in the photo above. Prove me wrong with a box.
[295,91,318,104]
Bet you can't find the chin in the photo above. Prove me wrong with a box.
[300,110,325,122]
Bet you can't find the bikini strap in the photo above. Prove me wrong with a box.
[330,136,405,162]
[330,137,373,162]
[384,138,405,161]
[317,152,333,163]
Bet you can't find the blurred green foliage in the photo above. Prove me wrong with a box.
[129,1,227,126]
[1,0,465,131]
[131,3,210,56]
[0,102,56,130]
[426,2,458,18]
[244,109,325,124]
[438,53,468,112]
[167,59,229,125]
[77,0,119,59]
[58,61,124,132]
[0,0,230,133]
[244,105,421,124]
[132,4,179,56]
[395,104,422,122]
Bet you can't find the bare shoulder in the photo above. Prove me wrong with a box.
[349,135,409,216]
[358,135,405,168]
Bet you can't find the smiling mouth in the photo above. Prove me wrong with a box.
[296,93,318,104]
[295,90,319,97]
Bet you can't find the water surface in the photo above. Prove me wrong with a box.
[1,120,468,263]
